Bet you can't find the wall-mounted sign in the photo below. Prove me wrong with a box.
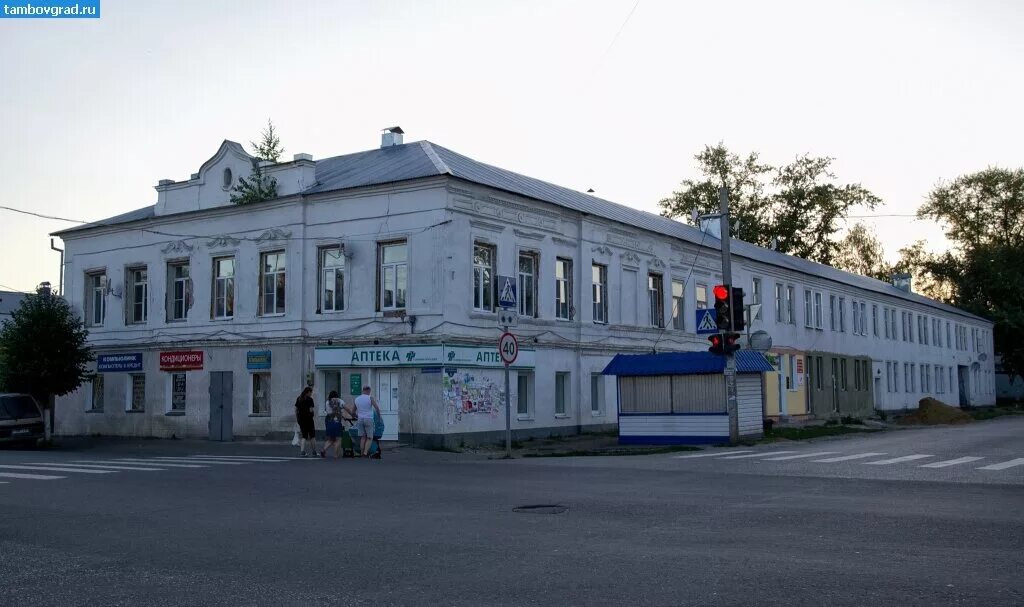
[314,345,444,368]
[443,344,535,369]
[159,351,204,371]
[246,350,272,370]
[349,373,363,395]
[97,353,143,372]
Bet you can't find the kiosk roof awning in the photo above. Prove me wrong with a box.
[602,351,773,377]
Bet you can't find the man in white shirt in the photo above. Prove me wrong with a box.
[353,386,381,457]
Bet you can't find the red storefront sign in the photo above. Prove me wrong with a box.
[159,351,204,371]
[796,357,804,374]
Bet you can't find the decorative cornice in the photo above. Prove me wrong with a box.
[649,258,667,270]
[255,228,292,242]
[161,240,194,254]
[469,219,506,233]
[513,229,546,242]
[552,236,576,247]
[206,235,241,248]
[590,245,613,256]
[606,232,654,254]
[620,251,642,266]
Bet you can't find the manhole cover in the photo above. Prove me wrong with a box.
[513,504,568,514]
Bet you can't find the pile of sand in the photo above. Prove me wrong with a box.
[897,397,973,425]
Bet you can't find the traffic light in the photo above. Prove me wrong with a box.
[724,332,741,354]
[708,333,724,355]
[713,284,731,331]
[731,287,745,332]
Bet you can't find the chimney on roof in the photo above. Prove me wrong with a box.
[381,126,404,148]
[892,273,913,293]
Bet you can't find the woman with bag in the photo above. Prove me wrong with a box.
[321,391,345,459]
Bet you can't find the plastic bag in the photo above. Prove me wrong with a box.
[291,427,300,446]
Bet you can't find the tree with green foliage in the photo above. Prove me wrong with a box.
[834,222,892,282]
[900,167,1024,378]
[251,119,285,162]
[659,143,881,266]
[0,286,94,439]
[230,158,278,205]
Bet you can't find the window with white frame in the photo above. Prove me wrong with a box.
[319,246,345,313]
[872,304,879,337]
[788,355,798,391]
[170,373,186,412]
[910,364,917,392]
[555,258,573,320]
[259,250,287,316]
[555,372,569,416]
[885,362,892,392]
[85,271,106,327]
[786,285,795,325]
[90,374,104,411]
[167,261,191,322]
[852,300,860,335]
[804,289,813,328]
[908,313,915,343]
[648,273,664,328]
[904,363,911,392]
[671,280,684,330]
[921,365,928,393]
[212,257,235,320]
[591,373,605,415]
[592,264,608,324]
[696,283,708,309]
[128,373,145,411]
[378,241,407,311]
[472,242,495,312]
[252,372,271,415]
[838,297,846,332]
[893,361,899,393]
[901,312,908,341]
[127,266,148,324]
[751,277,762,320]
[814,292,823,329]
[891,310,899,341]
[854,360,861,391]
[830,295,837,331]
[775,283,784,322]
[518,252,537,318]
[860,302,867,336]
[516,372,533,417]
[946,322,952,349]
[884,308,890,339]
[920,316,929,345]
[840,359,848,391]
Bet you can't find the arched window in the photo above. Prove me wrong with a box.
[222,167,233,189]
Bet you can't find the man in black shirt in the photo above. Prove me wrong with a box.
[294,386,319,457]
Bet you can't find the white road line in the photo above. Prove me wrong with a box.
[29,462,167,471]
[147,458,249,465]
[106,459,208,468]
[864,455,934,465]
[674,450,754,459]
[722,451,798,460]
[185,455,290,462]
[761,451,839,461]
[920,457,985,469]
[0,472,64,480]
[812,453,887,463]
[0,465,113,474]
[978,458,1024,471]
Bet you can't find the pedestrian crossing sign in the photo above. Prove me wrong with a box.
[497,275,517,309]
[695,309,718,334]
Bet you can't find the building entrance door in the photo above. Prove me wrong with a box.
[376,372,400,441]
[208,371,233,441]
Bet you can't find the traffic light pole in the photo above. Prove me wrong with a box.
[719,187,740,445]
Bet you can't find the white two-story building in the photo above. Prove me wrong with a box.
[52,128,996,446]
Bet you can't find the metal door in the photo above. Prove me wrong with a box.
[376,372,399,441]
[208,371,234,441]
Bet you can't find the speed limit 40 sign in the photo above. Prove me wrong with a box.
[498,332,518,365]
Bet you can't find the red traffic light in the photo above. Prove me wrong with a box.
[708,333,724,355]
[713,285,729,301]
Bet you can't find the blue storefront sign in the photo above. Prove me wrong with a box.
[97,353,143,372]
[246,350,272,370]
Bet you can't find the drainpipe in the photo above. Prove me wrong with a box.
[50,239,64,296]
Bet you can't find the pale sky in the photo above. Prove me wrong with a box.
[1,0,1021,293]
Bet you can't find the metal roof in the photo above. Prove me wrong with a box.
[0,291,27,317]
[602,351,775,376]
[48,139,985,322]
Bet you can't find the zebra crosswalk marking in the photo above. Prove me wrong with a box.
[0,464,114,474]
[920,457,984,469]
[111,459,208,468]
[977,458,1024,471]
[722,451,797,460]
[33,462,167,471]
[0,471,64,480]
[186,455,290,462]
[674,450,753,459]
[864,455,933,465]
[812,453,887,463]
[148,458,249,465]
[760,452,839,461]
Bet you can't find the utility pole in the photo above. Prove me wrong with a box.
[719,186,740,444]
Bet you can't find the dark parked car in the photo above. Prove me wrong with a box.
[0,393,44,447]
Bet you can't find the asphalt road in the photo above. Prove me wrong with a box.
[1,419,1022,607]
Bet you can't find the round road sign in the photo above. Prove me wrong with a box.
[498,332,518,365]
